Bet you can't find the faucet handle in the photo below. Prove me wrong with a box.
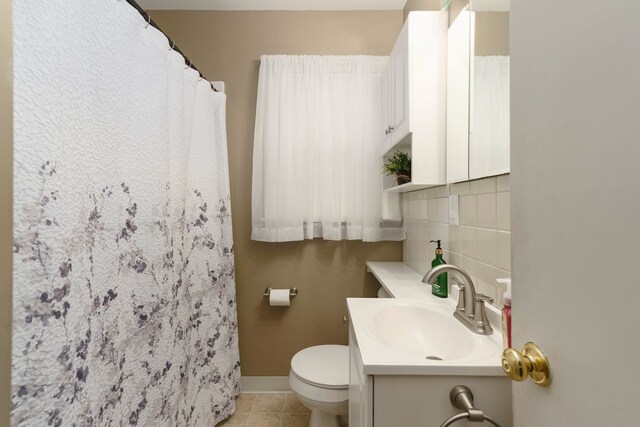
[451,278,466,313]
[475,294,494,304]
[473,294,494,334]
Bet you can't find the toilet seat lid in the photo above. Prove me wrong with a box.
[291,345,349,389]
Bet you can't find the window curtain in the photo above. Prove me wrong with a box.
[252,55,404,242]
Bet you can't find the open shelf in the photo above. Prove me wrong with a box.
[383,182,434,193]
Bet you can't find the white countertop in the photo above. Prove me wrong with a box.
[348,262,505,376]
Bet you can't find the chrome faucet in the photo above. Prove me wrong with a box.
[422,264,493,335]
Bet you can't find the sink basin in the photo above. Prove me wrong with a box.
[371,303,474,361]
[348,298,504,375]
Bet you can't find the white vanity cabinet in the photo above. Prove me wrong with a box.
[348,326,373,427]
[381,11,448,192]
[348,320,512,427]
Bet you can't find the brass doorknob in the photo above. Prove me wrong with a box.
[502,342,551,386]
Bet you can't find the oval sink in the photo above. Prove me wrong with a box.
[370,302,475,361]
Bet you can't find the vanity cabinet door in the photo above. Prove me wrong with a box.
[349,326,372,427]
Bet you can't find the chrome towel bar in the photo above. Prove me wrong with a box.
[440,385,502,427]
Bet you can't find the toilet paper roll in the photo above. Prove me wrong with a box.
[269,289,291,306]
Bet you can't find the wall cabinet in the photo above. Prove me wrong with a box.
[446,2,511,183]
[381,12,448,193]
[446,9,471,183]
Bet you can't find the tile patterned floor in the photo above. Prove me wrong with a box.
[218,393,311,427]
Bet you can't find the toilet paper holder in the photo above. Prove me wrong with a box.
[263,287,298,298]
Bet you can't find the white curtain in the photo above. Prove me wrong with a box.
[470,55,511,177]
[252,55,404,242]
[13,0,239,425]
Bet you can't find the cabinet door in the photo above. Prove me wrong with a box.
[446,10,471,183]
[468,11,510,179]
[391,23,410,144]
[380,60,392,154]
[349,326,372,427]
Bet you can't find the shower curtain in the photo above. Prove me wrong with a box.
[12,1,240,426]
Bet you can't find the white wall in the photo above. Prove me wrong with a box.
[511,0,640,424]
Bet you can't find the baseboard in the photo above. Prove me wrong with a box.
[240,376,291,393]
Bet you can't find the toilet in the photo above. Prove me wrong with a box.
[289,345,349,427]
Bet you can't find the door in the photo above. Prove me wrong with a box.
[510,1,640,425]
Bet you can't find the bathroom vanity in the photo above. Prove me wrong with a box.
[347,262,512,427]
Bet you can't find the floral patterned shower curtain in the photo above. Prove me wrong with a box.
[12,1,240,425]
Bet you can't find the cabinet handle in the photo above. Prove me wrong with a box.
[384,127,390,135]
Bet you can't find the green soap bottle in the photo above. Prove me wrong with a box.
[430,240,448,298]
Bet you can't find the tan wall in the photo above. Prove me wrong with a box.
[150,11,403,375]
[474,12,509,56]
[403,0,441,21]
[0,0,12,423]
[449,0,468,25]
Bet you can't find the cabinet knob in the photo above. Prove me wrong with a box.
[502,342,551,386]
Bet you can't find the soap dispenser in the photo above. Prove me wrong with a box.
[497,278,512,349]
[430,240,448,298]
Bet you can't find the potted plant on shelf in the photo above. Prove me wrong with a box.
[383,150,411,185]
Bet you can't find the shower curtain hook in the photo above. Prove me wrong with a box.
[145,14,151,29]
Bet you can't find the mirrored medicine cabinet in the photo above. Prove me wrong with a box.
[447,1,510,183]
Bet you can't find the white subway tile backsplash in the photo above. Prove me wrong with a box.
[450,181,470,196]
[402,175,511,309]
[435,185,450,198]
[410,200,421,219]
[476,228,498,266]
[437,198,449,223]
[418,220,429,242]
[495,230,511,271]
[423,188,436,200]
[470,176,497,194]
[460,195,477,226]
[428,222,438,246]
[476,193,497,229]
[460,226,478,259]
[436,222,449,249]
[497,192,510,231]
[497,174,510,192]
[449,226,460,253]
[421,199,429,221]
[417,240,430,275]
[428,199,438,221]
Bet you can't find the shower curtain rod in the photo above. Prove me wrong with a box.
[124,0,219,92]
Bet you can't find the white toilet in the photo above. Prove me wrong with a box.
[289,345,349,427]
